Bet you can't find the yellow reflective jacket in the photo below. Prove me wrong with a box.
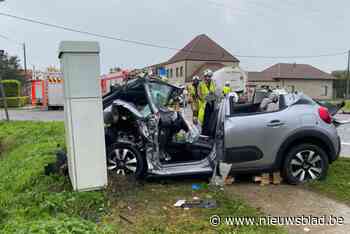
[199,80,216,100]
[223,86,232,95]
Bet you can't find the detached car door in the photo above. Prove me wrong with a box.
[223,98,295,170]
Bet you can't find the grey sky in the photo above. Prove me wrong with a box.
[0,0,349,74]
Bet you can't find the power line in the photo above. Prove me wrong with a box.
[0,11,347,59]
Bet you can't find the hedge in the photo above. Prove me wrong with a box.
[0,80,21,97]
[0,96,29,108]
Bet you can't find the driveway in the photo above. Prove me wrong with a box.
[226,184,350,234]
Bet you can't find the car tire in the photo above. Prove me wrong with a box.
[106,142,147,179]
[282,144,329,185]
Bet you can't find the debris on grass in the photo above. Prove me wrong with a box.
[174,199,217,209]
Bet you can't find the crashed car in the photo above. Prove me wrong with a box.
[103,76,342,184]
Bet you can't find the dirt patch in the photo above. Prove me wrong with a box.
[103,175,285,233]
[226,183,350,234]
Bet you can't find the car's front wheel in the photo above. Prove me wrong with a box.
[107,143,146,179]
[283,144,329,185]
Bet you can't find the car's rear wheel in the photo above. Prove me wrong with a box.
[283,144,329,185]
[107,143,146,179]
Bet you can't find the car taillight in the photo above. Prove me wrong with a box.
[318,106,332,124]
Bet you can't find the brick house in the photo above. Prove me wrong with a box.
[148,34,240,85]
[248,63,335,100]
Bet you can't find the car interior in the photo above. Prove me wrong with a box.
[161,112,215,164]
[229,94,287,116]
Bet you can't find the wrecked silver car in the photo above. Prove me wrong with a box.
[103,76,342,184]
[103,77,214,178]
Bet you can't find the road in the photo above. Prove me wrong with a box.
[1,108,350,156]
[226,184,350,234]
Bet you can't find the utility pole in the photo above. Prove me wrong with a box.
[23,43,27,74]
[347,50,350,99]
[0,50,9,121]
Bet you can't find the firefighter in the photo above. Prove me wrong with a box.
[222,81,232,96]
[188,76,200,119]
[198,69,216,125]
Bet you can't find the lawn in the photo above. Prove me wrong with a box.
[0,121,285,233]
[306,158,350,205]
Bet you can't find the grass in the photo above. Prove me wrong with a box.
[329,99,350,112]
[0,121,286,233]
[344,100,350,112]
[0,121,112,233]
[306,158,350,205]
[104,176,286,234]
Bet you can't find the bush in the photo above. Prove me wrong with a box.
[0,80,21,97]
[0,96,29,107]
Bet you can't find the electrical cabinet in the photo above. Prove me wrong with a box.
[59,41,107,191]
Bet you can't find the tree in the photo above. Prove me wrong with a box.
[0,52,25,83]
[331,70,347,79]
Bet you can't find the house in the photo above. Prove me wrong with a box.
[247,63,335,100]
[148,34,240,85]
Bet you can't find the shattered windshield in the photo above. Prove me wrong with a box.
[148,82,173,108]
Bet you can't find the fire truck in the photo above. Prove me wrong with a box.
[31,69,64,109]
[31,69,128,109]
[46,76,64,109]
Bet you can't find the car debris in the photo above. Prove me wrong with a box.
[44,146,68,176]
[173,199,217,209]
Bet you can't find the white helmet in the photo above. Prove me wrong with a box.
[225,81,230,86]
[204,69,213,78]
[192,75,199,81]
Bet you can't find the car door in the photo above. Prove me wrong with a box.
[223,104,293,169]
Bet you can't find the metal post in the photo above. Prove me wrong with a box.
[23,43,27,74]
[0,50,9,121]
[347,50,350,99]
[0,76,10,121]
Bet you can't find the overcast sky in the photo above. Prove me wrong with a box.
[0,0,349,74]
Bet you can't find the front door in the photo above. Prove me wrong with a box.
[223,108,291,170]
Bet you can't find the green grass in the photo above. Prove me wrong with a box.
[330,99,350,112]
[0,121,286,234]
[0,121,113,233]
[306,158,350,205]
[344,100,350,112]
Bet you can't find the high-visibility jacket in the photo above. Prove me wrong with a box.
[188,84,198,98]
[198,80,216,124]
[223,86,232,95]
[187,83,200,118]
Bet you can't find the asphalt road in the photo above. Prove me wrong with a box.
[1,108,350,156]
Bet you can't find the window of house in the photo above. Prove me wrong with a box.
[176,67,179,77]
[322,85,328,96]
[170,69,173,78]
[180,66,183,77]
[166,69,169,78]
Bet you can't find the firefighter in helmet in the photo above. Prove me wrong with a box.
[198,69,216,125]
[188,75,200,119]
[222,81,232,96]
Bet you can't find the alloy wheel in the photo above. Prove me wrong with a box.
[289,150,323,182]
[107,148,138,175]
